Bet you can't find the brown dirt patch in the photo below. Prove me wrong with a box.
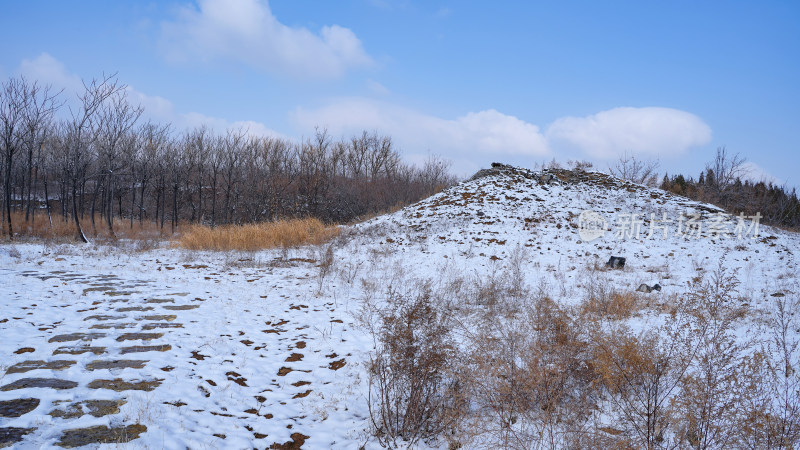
[285,353,303,362]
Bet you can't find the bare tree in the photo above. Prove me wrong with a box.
[95,87,143,236]
[64,73,125,242]
[705,147,746,192]
[608,152,660,187]
[0,77,29,237]
[0,77,61,238]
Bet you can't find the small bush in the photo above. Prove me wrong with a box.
[177,218,338,251]
[368,282,462,447]
[580,291,641,320]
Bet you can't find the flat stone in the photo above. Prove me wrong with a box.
[120,344,171,354]
[86,360,148,370]
[84,315,125,321]
[48,332,106,343]
[13,347,35,354]
[82,286,115,293]
[116,306,153,312]
[49,399,126,419]
[145,298,174,303]
[55,424,146,448]
[0,427,36,447]
[141,323,183,330]
[0,378,78,391]
[6,360,77,374]
[116,332,163,342]
[139,314,176,321]
[104,290,138,297]
[53,346,106,356]
[162,305,199,311]
[0,398,40,418]
[88,378,162,392]
[89,322,136,330]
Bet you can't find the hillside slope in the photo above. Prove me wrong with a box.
[357,163,798,305]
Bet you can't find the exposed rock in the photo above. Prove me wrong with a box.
[48,399,125,419]
[53,346,106,355]
[86,359,148,370]
[120,344,172,354]
[0,378,78,391]
[162,304,199,311]
[606,256,626,269]
[6,360,76,374]
[636,283,662,293]
[0,427,36,447]
[0,398,40,418]
[55,424,146,448]
[116,332,163,341]
[88,378,162,392]
[48,332,106,343]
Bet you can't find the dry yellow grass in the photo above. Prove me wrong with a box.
[177,218,339,251]
[1,211,169,242]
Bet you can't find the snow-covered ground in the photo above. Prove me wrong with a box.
[1,165,798,448]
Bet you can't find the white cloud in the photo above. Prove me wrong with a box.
[546,106,712,159]
[18,53,83,94]
[15,53,282,139]
[740,162,784,186]
[366,79,390,95]
[291,98,551,160]
[160,0,372,78]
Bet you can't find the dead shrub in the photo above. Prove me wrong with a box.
[368,282,463,447]
[589,287,699,450]
[176,218,338,251]
[668,263,782,449]
[581,291,641,320]
[459,292,597,449]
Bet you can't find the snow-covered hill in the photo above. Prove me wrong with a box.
[0,163,797,448]
[358,163,798,304]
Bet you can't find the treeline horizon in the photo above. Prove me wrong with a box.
[659,149,800,231]
[0,74,458,241]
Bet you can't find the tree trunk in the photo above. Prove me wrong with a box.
[71,178,87,243]
[43,176,52,227]
[171,183,178,234]
[106,173,115,238]
[4,155,12,238]
[129,179,135,229]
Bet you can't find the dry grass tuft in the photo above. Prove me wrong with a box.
[580,292,642,320]
[177,218,339,251]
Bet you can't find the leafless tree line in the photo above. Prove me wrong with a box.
[0,74,458,240]
[662,148,800,230]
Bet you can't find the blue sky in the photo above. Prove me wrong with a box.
[1,0,798,184]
